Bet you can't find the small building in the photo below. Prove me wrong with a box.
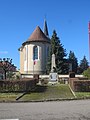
[19,20,51,76]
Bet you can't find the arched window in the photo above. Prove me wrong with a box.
[33,46,38,60]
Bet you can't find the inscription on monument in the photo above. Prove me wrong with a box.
[49,72,58,82]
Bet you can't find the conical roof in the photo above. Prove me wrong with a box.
[28,26,50,41]
[23,26,50,45]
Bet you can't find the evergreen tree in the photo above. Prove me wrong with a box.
[68,51,78,73]
[46,30,68,74]
[46,50,52,74]
[78,56,89,74]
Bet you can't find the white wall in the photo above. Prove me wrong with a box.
[22,42,50,74]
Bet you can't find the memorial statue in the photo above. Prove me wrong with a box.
[49,54,58,82]
[51,54,56,72]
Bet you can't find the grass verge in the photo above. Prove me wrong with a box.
[75,92,90,98]
[0,93,22,102]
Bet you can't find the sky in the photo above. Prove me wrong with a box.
[0,0,90,69]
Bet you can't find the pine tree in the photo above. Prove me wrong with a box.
[68,51,78,73]
[46,30,68,74]
[79,56,89,74]
[46,50,52,74]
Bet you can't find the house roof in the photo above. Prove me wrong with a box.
[22,26,50,46]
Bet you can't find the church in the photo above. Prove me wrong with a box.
[18,20,51,76]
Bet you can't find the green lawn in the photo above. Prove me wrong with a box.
[19,84,74,101]
[75,92,90,98]
[0,93,21,102]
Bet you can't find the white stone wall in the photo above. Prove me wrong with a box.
[20,41,50,74]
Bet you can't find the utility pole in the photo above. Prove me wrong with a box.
[88,21,90,66]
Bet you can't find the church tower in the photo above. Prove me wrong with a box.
[43,19,49,37]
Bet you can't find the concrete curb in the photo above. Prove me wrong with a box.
[0,97,90,103]
[68,85,77,98]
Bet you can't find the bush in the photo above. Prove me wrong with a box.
[6,72,15,80]
[83,68,90,78]
[74,80,90,92]
[69,78,90,92]
[0,79,36,92]
[40,79,49,85]
[6,71,21,80]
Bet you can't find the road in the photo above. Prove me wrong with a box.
[0,100,90,120]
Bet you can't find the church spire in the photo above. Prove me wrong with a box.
[43,19,49,37]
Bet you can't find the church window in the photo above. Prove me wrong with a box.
[33,46,38,60]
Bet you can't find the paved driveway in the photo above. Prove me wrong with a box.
[0,100,90,120]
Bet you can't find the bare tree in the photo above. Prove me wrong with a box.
[0,58,16,79]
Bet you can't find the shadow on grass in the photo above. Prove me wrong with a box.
[32,85,47,93]
[16,85,47,100]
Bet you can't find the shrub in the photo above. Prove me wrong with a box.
[0,79,36,92]
[83,68,90,78]
[40,79,49,85]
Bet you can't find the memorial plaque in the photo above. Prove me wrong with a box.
[49,72,58,82]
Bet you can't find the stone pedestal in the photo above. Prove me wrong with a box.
[49,72,58,82]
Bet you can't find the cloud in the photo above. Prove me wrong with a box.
[0,51,8,54]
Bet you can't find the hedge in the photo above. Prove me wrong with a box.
[0,79,37,92]
[69,78,90,92]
